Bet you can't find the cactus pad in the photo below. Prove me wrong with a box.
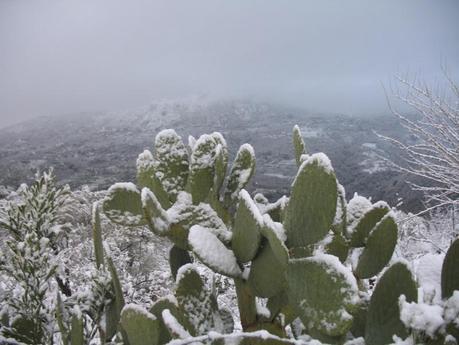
[141,187,170,236]
[103,182,146,226]
[441,237,459,299]
[365,262,417,345]
[188,225,242,278]
[188,134,218,203]
[354,213,397,279]
[284,153,338,248]
[136,150,171,208]
[175,264,223,335]
[231,190,263,263]
[120,304,159,345]
[224,144,256,205]
[248,240,287,298]
[349,201,390,247]
[91,202,104,269]
[154,129,189,202]
[293,125,307,166]
[287,254,359,336]
[150,296,195,342]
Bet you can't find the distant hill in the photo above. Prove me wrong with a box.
[0,98,424,212]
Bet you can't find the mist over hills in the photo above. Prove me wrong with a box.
[0,98,423,212]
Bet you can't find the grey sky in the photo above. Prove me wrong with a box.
[1,0,458,127]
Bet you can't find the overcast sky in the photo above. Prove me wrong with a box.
[1,0,458,127]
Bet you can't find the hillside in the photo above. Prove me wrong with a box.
[0,98,423,212]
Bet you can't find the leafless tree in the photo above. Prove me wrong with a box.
[378,69,459,221]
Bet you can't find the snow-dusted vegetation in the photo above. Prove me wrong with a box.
[0,126,457,345]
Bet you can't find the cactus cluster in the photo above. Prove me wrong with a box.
[96,125,459,345]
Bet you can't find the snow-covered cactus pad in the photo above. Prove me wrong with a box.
[174,264,231,335]
[136,149,171,208]
[188,225,242,278]
[231,189,263,263]
[154,129,189,202]
[224,143,256,206]
[287,254,359,337]
[283,153,338,249]
[188,134,219,204]
[103,183,146,226]
[120,304,160,345]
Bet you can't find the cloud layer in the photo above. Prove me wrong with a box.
[1,0,458,126]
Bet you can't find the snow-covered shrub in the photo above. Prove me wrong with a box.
[0,171,70,343]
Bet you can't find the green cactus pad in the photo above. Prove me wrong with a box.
[261,215,288,267]
[350,300,369,338]
[141,187,170,236]
[231,190,263,263]
[248,240,287,298]
[188,134,218,204]
[354,213,397,279]
[103,182,146,226]
[188,225,242,278]
[150,295,196,342]
[293,125,307,166]
[154,129,189,202]
[441,237,459,299]
[169,245,193,281]
[287,254,359,337]
[167,192,231,246]
[224,143,256,205]
[161,309,192,339]
[284,153,338,248]
[349,201,390,247]
[136,150,171,209]
[70,313,84,345]
[365,262,417,345]
[325,231,349,263]
[120,304,159,345]
[92,202,104,269]
[175,264,221,335]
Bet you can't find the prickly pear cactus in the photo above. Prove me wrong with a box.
[94,125,431,345]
